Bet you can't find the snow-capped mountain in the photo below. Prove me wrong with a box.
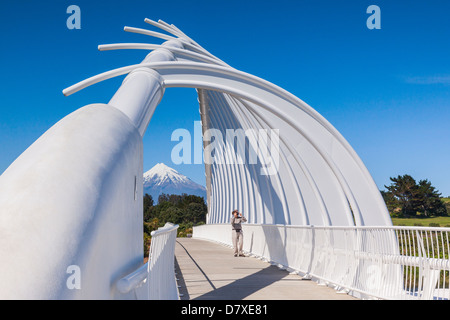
[143,163,206,202]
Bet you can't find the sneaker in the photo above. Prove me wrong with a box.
[234,253,238,257]
[239,254,245,257]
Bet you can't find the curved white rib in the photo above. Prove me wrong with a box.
[163,78,362,225]
[0,18,397,301]
[144,18,186,40]
[235,98,312,225]
[194,83,354,225]
[157,19,212,53]
[143,18,202,50]
[98,43,228,66]
[124,26,223,63]
[63,60,385,204]
[124,26,177,42]
[229,96,293,225]
[63,59,390,226]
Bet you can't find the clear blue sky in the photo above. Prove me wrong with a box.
[1,0,449,196]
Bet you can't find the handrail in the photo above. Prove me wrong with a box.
[148,222,180,300]
[193,224,450,300]
[204,223,450,232]
[151,222,179,236]
[116,222,179,299]
[116,262,149,294]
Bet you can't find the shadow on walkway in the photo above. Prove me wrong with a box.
[193,264,288,300]
[175,238,357,300]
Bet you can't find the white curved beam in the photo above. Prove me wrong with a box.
[124,26,222,62]
[163,79,362,225]
[156,19,206,50]
[144,18,187,40]
[208,98,240,222]
[223,94,277,224]
[228,95,294,225]
[98,43,228,66]
[124,26,177,41]
[1,18,395,301]
[192,82,356,225]
[144,18,204,51]
[63,61,390,226]
[234,97,315,225]
[153,63,388,226]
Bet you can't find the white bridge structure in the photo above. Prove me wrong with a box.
[0,19,449,300]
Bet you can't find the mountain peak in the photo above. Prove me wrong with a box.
[144,163,188,185]
[145,163,176,176]
[143,163,206,202]
[151,162,173,171]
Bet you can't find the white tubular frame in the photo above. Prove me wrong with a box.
[58,18,418,300]
[64,58,391,227]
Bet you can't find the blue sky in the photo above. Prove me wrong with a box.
[1,0,449,196]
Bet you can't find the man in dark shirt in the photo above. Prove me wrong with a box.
[231,209,247,257]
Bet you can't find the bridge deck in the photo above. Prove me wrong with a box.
[174,238,357,300]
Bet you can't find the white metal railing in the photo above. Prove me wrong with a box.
[193,224,450,300]
[117,222,179,300]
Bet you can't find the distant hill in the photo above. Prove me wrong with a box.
[143,163,206,202]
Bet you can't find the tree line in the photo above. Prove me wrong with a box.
[381,174,448,217]
[143,193,207,257]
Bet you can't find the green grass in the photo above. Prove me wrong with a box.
[390,197,450,227]
[391,216,450,227]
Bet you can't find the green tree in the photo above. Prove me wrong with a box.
[383,174,447,217]
[143,193,207,249]
[381,190,402,217]
[143,193,154,222]
[185,202,207,224]
[384,175,420,216]
[416,179,447,216]
[144,193,154,209]
[143,232,151,258]
[160,206,183,224]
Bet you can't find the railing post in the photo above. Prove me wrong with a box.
[193,224,450,300]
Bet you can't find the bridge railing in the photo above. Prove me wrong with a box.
[193,224,450,300]
[117,223,179,300]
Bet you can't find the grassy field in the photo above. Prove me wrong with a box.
[391,216,450,227]
[390,197,450,227]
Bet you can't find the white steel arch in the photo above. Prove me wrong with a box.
[63,21,391,227]
[0,18,395,300]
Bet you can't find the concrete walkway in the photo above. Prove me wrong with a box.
[174,238,357,300]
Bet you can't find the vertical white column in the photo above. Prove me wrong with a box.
[108,39,184,136]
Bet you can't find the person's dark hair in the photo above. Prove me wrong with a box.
[232,209,238,215]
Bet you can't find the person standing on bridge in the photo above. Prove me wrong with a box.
[231,209,247,257]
